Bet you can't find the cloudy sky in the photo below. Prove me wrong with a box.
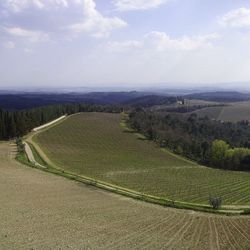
[1,0,250,90]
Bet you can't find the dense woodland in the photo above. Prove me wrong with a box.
[0,103,121,139]
[128,110,250,171]
[0,92,175,110]
[0,92,144,110]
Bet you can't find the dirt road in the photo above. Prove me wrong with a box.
[0,142,249,249]
[23,142,46,169]
[32,115,67,132]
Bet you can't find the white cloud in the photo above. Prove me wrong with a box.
[24,48,33,53]
[219,8,250,28]
[106,32,219,54]
[113,0,167,11]
[68,0,127,38]
[145,31,219,51]
[4,0,44,12]
[2,0,127,39]
[3,41,15,49]
[3,0,73,12]
[4,27,49,42]
[107,40,143,52]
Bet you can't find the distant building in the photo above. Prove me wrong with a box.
[177,100,185,105]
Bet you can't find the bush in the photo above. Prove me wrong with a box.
[16,137,25,153]
[209,196,222,209]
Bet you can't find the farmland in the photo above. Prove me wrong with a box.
[194,101,250,122]
[193,106,224,120]
[1,142,250,249]
[33,113,250,206]
[218,101,250,122]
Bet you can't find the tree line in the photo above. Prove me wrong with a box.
[128,109,250,171]
[0,103,122,140]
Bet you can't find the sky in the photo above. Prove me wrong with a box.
[1,0,250,90]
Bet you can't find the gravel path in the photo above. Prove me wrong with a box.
[32,115,67,132]
[23,142,46,169]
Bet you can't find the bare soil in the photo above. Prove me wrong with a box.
[0,142,249,249]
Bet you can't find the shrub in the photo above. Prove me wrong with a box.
[209,196,222,209]
[16,137,25,153]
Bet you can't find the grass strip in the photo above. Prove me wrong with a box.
[27,142,49,167]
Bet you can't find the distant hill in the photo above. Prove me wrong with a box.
[122,95,176,107]
[2,90,250,111]
[81,91,151,104]
[193,101,250,122]
[186,91,250,102]
[0,91,152,110]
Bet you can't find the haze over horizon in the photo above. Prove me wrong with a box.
[1,0,250,90]
[1,82,250,94]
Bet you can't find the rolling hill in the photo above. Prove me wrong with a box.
[194,102,250,122]
[1,142,249,249]
[33,113,250,205]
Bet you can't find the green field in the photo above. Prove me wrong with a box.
[34,113,250,205]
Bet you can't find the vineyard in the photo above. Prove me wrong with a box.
[33,113,250,206]
[0,142,250,249]
[194,101,250,122]
[218,101,250,122]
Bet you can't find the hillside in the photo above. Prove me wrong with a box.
[122,95,175,107]
[33,113,250,205]
[194,102,250,122]
[1,142,249,249]
[0,91,151,110]
[186,91,250,102]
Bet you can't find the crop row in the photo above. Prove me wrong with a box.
[34,113,250,206]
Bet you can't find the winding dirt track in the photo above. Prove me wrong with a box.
[23,142,46,169]
[0,142,250,250]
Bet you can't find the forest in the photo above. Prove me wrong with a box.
[0,103,121,140]
[128,109,250,171]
